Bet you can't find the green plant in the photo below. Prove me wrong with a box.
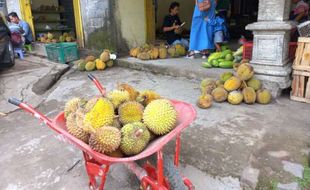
[296,167,310,189]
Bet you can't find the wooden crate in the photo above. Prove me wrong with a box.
[293,37,310,71]
[291,70,310,103]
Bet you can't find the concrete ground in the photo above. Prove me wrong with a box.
[0,56,309,190]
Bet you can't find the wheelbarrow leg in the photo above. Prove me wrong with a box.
[83,152,110,190]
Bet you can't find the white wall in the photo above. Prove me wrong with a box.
[6,0,21,18]
[117,0,146,48]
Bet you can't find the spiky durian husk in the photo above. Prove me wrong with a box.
[84,97,99,113]
[64,97,86,118]
[89,126,121,153]
[136,90,161,106]
[143,99,177,135]
[120,122,150,155]
[117,83,139,101]
[118,101,144,125]
[107,90,130,108]
[83,98,114,130]
[66,113,89,143]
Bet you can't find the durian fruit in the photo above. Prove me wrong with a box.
[106,60,114,67]
[220,72,233,83]
[107,90,130,108]
[227,91,243,105]
[120,122,150,155]
[95,59,106,70]
[85,61,96,71]
[168,46,178,57]
[40,37,46,43]
[77,59,86,71]
[200,78,216,94]
[175,44,186,56]
[66,36,73,42]
[256,89,272,104]
[141,43,151,52]
[66,112,89,143]
[47,32,53,40]
[150,47,159,59]
[63,32,69,38]
[215,80,224,88]
[100,50,110,62]
[137,52,151,60]
[118,101,144,125]
[233,63,241,71]
[84,97,99,113]
[136,90,161,106]
[51,39,58,43]
[211,87,228,102]
[242,87,256,104]
[117,83,139,101]
[159,46,168,59]
[236,64,254,81]
[89,126,121,154]
[59,35,65,42]
[130,47,140,57]
[112,117,122,129]
[197,94,213,109]
[64,97,86,118]
[247,78,262,91]
[105,148,124,158]
[143,99,177,135]
[85,55,96,62]
[224,76,242,92]
[83,98,115,130]
[46,39,51,43]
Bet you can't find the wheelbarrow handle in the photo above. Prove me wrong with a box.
[8,97,22,106]
[8,97,53,126]
[87,74,106,96]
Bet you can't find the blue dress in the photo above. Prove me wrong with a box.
[189,0,216,51]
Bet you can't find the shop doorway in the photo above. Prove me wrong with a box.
[145,0,259,46]
[19,0,84,47]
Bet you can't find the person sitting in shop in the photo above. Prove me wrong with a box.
[162,2,189,49]
[8,12,33,44]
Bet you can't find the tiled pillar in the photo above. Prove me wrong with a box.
[246,0,293,97]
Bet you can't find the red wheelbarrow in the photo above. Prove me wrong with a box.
[8,74,197,190]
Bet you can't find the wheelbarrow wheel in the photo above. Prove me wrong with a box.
[137,155,187,190]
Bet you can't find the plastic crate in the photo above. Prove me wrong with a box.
[297,21,310,37]
[45,42,79,64]
[242,42,253,61]
[242,42,297,61]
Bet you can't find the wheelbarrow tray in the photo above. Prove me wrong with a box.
[53,99,196,164]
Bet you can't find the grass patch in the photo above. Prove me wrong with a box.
[296,167,310,190]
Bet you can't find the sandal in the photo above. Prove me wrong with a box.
[201,51,210,59]
[186,51,196,59]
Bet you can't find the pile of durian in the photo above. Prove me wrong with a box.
[129,44,187,60]
[76,50,114,72]
[197,61,272,109]
[64,84,177,157]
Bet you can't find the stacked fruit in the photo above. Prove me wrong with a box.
[129,43,187,60]
[64,84,178,157]
[77,50,115,72]
[202,45,243,69]
[197,62,272,108]
[38,32,75,43]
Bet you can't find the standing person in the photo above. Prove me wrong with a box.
[188,0,216,59]
[162,2,189,49]
[8,12,33,44]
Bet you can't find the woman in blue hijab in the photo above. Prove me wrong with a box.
[188,0,216,59]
